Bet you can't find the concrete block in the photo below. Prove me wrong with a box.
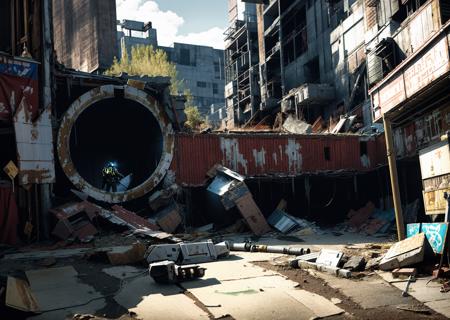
[379,233,433,271]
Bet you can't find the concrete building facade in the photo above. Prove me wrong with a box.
[224,0,260,127]
[53,0,117,73]
[117,20,158,59]
[117,21,226,115]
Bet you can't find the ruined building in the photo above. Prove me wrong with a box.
[367,0,450,218]
[226,0,373,128]
[224,0,261,126]
[52,0,118,73]
[117,21,226,115]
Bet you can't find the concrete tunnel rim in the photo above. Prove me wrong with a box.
[57,84,174,203]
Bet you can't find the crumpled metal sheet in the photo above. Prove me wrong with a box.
[267,210,299,234]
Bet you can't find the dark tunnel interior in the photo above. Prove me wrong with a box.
[69,97,163,191]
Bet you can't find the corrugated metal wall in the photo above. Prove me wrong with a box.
[173,133,387,186]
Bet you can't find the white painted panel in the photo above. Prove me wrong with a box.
[419,141,450,180]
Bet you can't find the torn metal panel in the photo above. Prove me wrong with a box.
[57,85,174,203]
[207,175,234,196]
[13,101,55,185]
[0,54,39,122]
[111,205,159,230]
[175,133,383,186]
[267,209,299,233]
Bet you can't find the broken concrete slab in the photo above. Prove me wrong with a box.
[114,275,209,320]
[316,249,344,267]
[286,289,345,318]
[425,300,450,318]
[182,276,315,320]
[379,233,433,271]
[25,266,106,320]
[296,260,351,278]
[312,271,415,309]
[365,256,382,270]
[343,256,366,271]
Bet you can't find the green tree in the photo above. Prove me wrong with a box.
[106,44,183,95]
[106,44,206,130]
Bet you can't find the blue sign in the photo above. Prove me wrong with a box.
[406,223,421,238]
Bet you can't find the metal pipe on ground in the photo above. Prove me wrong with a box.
[230,242,311,256]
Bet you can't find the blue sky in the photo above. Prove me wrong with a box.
[116,0,228,49]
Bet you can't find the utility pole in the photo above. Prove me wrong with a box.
[40,0,54,238]
[383,115,405,240]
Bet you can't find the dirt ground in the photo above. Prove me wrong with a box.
[255,262,447,320]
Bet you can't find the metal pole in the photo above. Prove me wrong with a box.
[383,115,405,240]
[40,0,54,239]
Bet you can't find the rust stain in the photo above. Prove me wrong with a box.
[57,85,174,203]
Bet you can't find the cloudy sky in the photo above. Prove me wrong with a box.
[116,0,228,49]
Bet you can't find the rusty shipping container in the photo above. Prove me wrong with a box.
[172,133,387,186]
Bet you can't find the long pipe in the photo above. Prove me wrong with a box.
[230,242,311,256]
[383,115,405,240]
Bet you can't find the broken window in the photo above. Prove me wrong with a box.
[304,57,320,84]
[281,3,307,65]
[367,38,400,87]
[179,48,191,66]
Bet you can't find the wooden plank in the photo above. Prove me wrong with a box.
[6,277,40,312]
[234,192,271,235]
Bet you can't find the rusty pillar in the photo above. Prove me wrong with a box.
[40,0,53,238]
[383,115,405,240]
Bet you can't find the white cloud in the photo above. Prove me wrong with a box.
[174,27,225,50]
[116,0,225,49]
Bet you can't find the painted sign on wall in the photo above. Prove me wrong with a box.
[406,222,448,254]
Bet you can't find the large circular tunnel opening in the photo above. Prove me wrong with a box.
[69,97,163,191]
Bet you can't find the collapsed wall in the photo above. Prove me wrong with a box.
[57,85,174,203]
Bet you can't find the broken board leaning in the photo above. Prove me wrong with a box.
[379,233,433,271]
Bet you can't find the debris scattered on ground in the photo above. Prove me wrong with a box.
[151,201,182,233]
[50,202,98,242]
[316,249,343,268]
[343,255,366,271]
[379,233,433,271]
[392,268,417,278]
[149,260,206,283]
[396,304,432,314]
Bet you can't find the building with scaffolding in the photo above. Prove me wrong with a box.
[224,0,260,128]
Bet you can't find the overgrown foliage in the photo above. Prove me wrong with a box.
[106,44,206,130]
[106,44,183,95]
